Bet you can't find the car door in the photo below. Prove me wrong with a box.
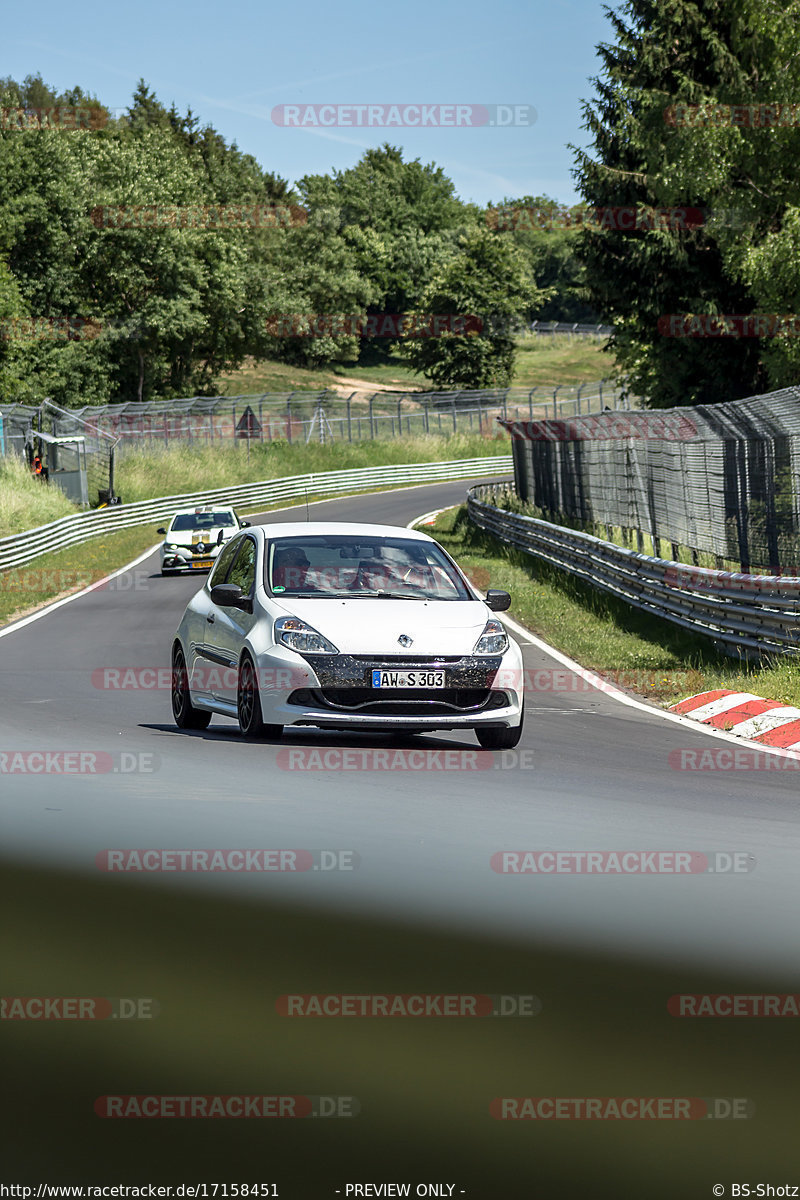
[192,534,247,702]
[204,534,259,705]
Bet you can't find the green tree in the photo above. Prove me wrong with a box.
[487,195,600,323]
[402,227,543,389]
[571,0,787,407]
[288,146,477,366]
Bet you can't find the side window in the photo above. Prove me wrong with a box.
[226,536,257,596]
[208,536,243,588]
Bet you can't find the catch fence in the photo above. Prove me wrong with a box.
[503,384,800,575]
[0,382,630,464]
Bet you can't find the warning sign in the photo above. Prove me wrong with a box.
[236,406,262,438]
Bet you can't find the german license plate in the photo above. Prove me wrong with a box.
[191,559,213,569]
[371,669,445,688]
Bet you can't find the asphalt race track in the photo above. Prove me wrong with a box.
[2,477,800,1194]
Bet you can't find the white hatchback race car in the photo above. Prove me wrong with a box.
[158,507,250,575]
[170,521,525,748]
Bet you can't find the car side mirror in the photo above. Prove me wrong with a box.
[157,528,166,535]
[217,529,224,544]
[485,589,511,612]
[211,583,251,611]
[240,520,251,528]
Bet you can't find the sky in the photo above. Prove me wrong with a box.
[3,0,614,207]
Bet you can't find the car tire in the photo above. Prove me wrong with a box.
[475,706,524,750]
[238,655,283,739]
[172,645,211,730]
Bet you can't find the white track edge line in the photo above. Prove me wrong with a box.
[0,543,162,640]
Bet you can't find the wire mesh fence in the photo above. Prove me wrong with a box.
[504,384,800,575]
[0,381,631,462]
[0,400,117,507]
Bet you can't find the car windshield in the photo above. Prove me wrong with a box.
[266,535,472,601]
[170,511,237,532]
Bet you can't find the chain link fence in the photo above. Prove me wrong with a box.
[503,384,800,575]
[0,381,630,462]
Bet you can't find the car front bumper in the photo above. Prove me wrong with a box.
[255,649,524,732]
[161,546,222,572]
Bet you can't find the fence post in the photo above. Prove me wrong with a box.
[286,398,292,444]
[451,401,457,433]
[369,396,375,440]
[347,394,353,443]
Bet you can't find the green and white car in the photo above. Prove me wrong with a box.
[158,506,250,576]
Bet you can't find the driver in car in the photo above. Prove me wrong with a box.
[272,547,312,590]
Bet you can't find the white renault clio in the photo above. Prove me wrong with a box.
[170,522,524,748]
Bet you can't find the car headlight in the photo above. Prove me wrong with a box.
[473,619,508,655]
[274,616,339,655]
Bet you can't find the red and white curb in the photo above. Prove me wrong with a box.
[672,691,800,751]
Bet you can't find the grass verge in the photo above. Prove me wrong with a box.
[0,525,161,629]
[0,434,508,535]
[216,335,613,395]
[430,504,800,709]
[0,453,77,537]
[113,434,508,505]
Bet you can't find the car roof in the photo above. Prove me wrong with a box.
[259,521,434,542]
[170,506,236,517]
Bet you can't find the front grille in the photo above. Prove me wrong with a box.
[300,653,503,691]
[349,654,463,665]
[288,687,509,715]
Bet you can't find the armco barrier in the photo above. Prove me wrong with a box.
[0,456,512,574]
[467,484,800,658]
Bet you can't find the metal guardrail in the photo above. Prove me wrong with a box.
[528,322,613,337]
[0,456,513,573]
[468,484,800,658]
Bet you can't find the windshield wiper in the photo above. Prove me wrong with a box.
[349,590,429,600]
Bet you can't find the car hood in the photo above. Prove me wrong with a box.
[273,597,493,655]
[169,528,234,548]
